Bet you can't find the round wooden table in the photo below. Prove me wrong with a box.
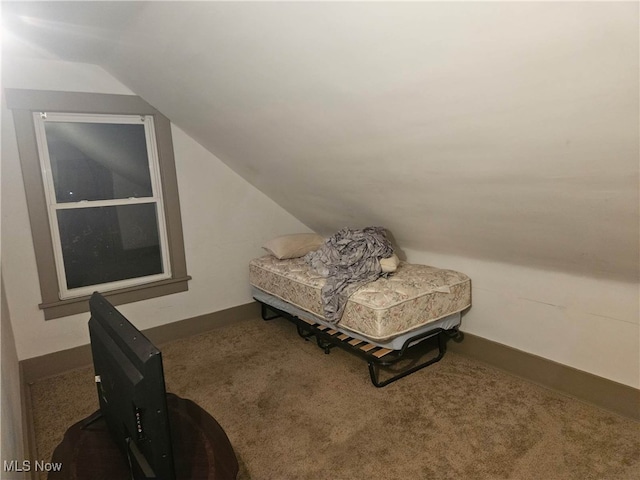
[48,394,239,480]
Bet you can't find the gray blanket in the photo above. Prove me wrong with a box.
[304,226,394,323]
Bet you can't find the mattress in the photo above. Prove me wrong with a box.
[249,255,471,344]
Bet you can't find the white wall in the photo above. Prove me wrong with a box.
[403,248,639,389]
[1,57,311,360]
[1,279,27,479]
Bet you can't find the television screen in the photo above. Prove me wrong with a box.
[88,292,176,480]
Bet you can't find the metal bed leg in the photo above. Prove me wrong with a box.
[316,338,335,354]
[368,333,446,388]
[295,324,315,340]
[260,303,282,321]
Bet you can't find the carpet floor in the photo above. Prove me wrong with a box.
[29,316,639,479]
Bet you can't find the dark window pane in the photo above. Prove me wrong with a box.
[45,122,153,203]
[57,204,164,289]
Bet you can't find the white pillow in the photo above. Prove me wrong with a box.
[380,253,400,273]
[262,233,325,259]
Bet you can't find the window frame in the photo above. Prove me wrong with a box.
[34,112,173,299]
[6,89,191,319]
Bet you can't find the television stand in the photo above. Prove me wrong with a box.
[48,393,239,480]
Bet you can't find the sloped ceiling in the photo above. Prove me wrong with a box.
[2,1,638,281]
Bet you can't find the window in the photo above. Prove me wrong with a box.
[6,89,190,319]
[35,112,172,299]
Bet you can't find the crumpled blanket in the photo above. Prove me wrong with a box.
[304,226,394,323]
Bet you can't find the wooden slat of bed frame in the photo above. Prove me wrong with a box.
[372,348,393,358]
[294,313,395,356]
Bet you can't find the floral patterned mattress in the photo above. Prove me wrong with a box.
[249,255,471,342]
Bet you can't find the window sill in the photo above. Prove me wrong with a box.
[39,276,192,320]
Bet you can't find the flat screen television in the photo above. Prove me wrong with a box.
[88,292,176,480]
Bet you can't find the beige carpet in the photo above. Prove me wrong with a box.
[29,316,639,479]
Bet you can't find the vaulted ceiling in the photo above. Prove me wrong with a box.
[3,1,638,281]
